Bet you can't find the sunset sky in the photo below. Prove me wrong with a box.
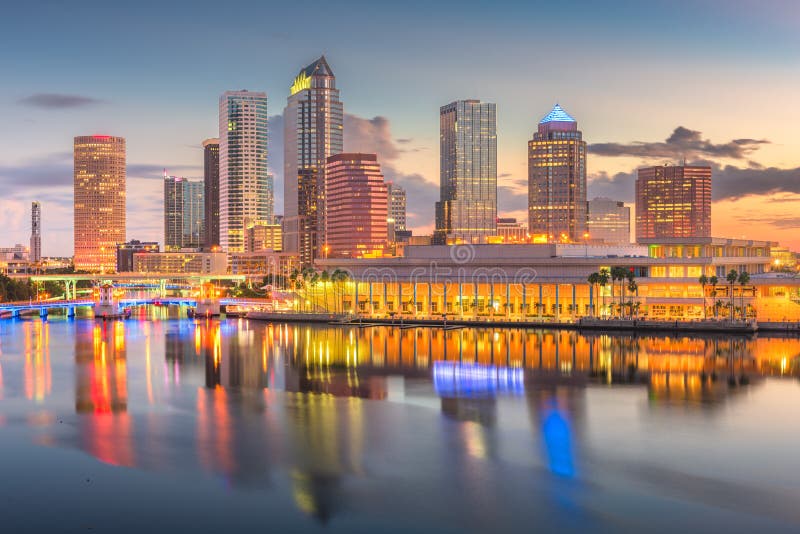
[1,0,798,255]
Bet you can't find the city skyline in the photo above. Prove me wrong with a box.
[1,1,799,255]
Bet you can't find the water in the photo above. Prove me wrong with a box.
[1,315,799,533]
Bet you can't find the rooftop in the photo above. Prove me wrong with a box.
[539,104,576,124]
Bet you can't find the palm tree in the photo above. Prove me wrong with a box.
[598,268,610,317]
[319,270,330,311]
[331,268,349,314]
[738,271,750,320]
[709,275,719,318]
[726,269,738,320]
[587,272,599,317]
[698,274,709,319]
[627,278,638,318]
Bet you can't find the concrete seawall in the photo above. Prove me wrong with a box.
[243,312,794,335]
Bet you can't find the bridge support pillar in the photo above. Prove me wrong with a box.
[40,307,48,319]
[195,298,221,317]
[67,306,75,318]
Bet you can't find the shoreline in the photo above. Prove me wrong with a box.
[245,312,800,335]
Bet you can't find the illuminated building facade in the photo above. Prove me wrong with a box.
[386,182,407,240]
[203,138,220,250]
[283,56,343,265]
[493,217,528,243]
[587,197,630,245]
[30,201,41,263]
[319,239,786,320]
[133,251,227,274]
[73,135,126,272]
[434,100,497,244]
[245,220,282,253]
[116,240,159,272]
[164,175,205,250]
[326,153,388,258]
[528,104,587,243]
[636,165,711,241]
[219,91,271,253]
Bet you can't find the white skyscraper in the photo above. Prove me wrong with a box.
[218,91,271,253]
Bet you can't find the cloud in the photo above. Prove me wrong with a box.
[713,164,800,200]
[0,152,72,188]
[588,170,636,202]
[344,115,400,161]
[18,93,103,109]
[589,127,768,160]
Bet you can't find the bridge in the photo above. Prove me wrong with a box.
[0,296,275,319]
[22,273,248,300]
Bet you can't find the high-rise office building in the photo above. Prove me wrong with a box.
[218,91,271,253]
[636,165,712,241]
[387,182,407,233]
[326,153,388,258]
[202,138,220,250]
[30,201,41,263]
[527,104,587,243]
[164,174,205,250]
[587,197,630,245]
[73,135,126,272]
[283,56,343,265]
[434,100,497,245]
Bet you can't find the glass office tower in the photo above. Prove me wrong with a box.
[434,100,497,245]
[283,56,343,265]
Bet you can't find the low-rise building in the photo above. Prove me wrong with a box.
[116,240,160,272]
[229,251,299,277]
[317,239,798,321]
[133,251,227,274]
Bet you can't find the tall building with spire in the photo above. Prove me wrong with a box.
[202,138,220,250]
[73,135,126,272]
[527,104,587,242]
[30,201,41,263]
[283,56,343,265]
[434,100,497,245]
[218,91,271,253]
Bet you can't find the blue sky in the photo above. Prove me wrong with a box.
[1,0,799,254]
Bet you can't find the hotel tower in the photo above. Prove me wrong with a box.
[527,104,587,243]
[73,135,126,272]
[434,100,497,244]
[218,91,271,253]
[283,56,343,265]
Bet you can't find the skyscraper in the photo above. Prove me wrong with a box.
[636,165,712,241]
[587,197,630,245]
[387,182,407,232]
[527,104,587,243]
[326,153,388,258]
[283,56,343,265]
[30,201,41,263]
[164,174,205,250]
[202,138,220,250]
[73,135,126,272]
[434,100,497,245]
[219,91,271,253]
